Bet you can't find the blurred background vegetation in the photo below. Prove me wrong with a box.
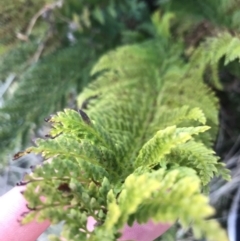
[1,0,240,240]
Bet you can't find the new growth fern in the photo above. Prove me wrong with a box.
[16,19,232,240]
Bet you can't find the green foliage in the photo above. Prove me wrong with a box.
[0,0,51,46]
[134,125,210,168]
[0,0,153,163]
[0,41,97,160]
[5,0,240,240]
[105,168,227,241]
[190,32,240,90]
[20,25,231,240]
[161,0,240,30]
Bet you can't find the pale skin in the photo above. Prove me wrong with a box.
[0,186,171,241]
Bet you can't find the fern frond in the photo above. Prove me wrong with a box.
[190,32,240,90]
[103,168,228,241]
[149,106,206,131]
[19,36,230,241]
[134,125,210,169]
[163,141,230,185]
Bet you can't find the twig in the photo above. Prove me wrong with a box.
[17,0,63,40]
[210,178,240,205]
[225,134,240,160]
[30,28,53,63]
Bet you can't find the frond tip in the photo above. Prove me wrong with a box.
[134,125,210,169]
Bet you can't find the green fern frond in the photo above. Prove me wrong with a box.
[151,11,175,39]
[134,125,210,169]
[190,32,240,90]
[104,168,228,241]
[162,141,228,185]
[149,106,206,131]
[19,36,230,241]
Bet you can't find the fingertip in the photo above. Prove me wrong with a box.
[0,186,50,241]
